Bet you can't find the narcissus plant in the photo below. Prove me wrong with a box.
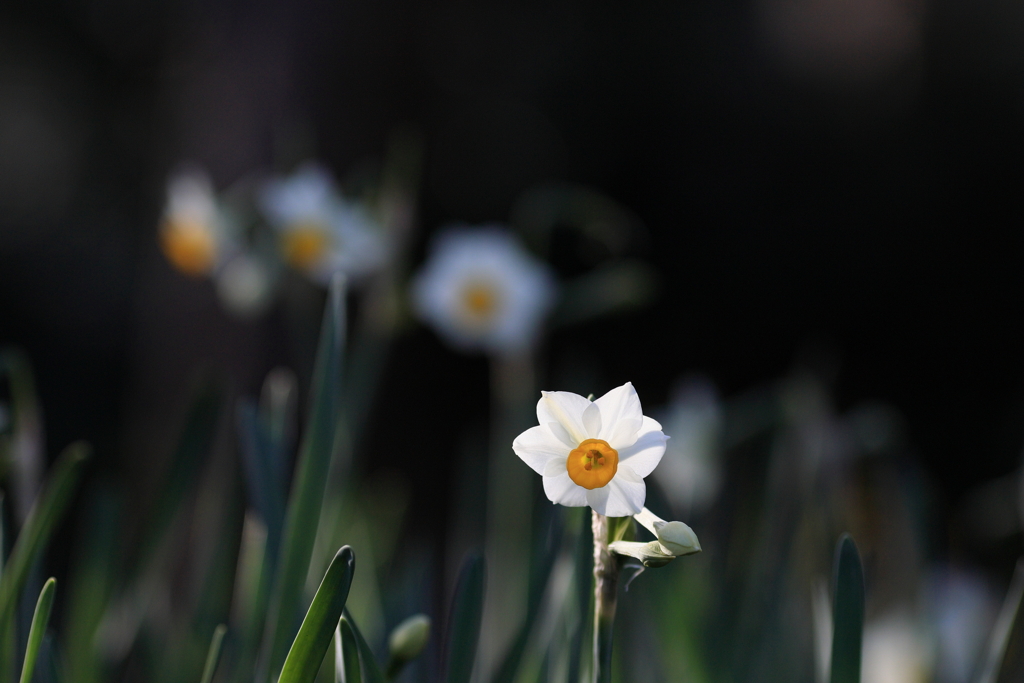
[513,382,667,516]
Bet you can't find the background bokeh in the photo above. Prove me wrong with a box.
[3,0,1024,679]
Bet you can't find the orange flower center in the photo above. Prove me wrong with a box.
[160,219,217,276]
[458,281,501,325]
[282,222,332,270]
[566,438,618,490]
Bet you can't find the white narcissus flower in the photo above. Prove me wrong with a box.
[159,168,232,277]
[513,382,667,516]
[411,226,555,355]
[259,162,386,285]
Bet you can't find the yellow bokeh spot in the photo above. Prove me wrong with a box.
[282,223,332,270]
[566,438,618,490]
[160,219,217,276]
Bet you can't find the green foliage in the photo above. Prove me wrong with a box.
[279,547,355,683]
[19,578,56,683]
[199,625,228,683]
[829,534,864,683]
[261,276,346,682]
[0,442,89,626]
[341,609,384,683]
[335,618,361,683]
[442,553,485,683]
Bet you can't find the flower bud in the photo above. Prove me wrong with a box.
[633,507,702,557]
[388,614,431,664]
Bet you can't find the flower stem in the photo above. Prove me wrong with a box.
[592,510,619,683]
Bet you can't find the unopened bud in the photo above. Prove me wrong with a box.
[388,614,431,663]
[633,507,702,557]
[653,520,701,556]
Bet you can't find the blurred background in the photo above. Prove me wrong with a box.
[2,0,1024,680]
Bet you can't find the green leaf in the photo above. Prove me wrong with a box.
[335,619,361,683]
[199,625,228,683]
[0,442,89,626]
[19,577,56,683]
[132,381,223,573]
[260,277,346,682]
[341,609,384,683]
[442,552,485,683]
[829,534,864,683]
[278,546,355,683]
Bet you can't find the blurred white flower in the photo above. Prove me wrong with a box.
[260,163,386,285]
[653,377,723,514]
[159,168,232,277]
[513,382,667,517]
[927,568,999,683]
[411,226,555,355]
[862,611,930,683]
[215,252,276,319]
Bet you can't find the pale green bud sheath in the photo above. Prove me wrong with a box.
[633,507,701,556]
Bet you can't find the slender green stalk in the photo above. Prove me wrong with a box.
[591,511,618,683]
[19,578,56,683]
[199,625,227,683]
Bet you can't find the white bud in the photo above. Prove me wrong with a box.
[633,507,701,557]
[653,520,701,556]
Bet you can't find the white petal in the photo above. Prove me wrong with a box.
[537,391,591,445]
[542,472,589,507]
[513,425,567,475]
[582,402,602,439]
[546,422,576,449]
[617,417,667,478]
[543,457,569,477]
[595,382,644,448]
[586,487,610,514]
[587,476,645,516]
[605,473,646,516]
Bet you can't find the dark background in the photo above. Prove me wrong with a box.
[2,0,1024,546]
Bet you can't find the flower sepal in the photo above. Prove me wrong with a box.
[608,540,676,568]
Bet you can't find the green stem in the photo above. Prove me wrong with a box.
[592,511,618,683]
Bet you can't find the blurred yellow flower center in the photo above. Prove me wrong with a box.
[160,219,217,276]
[282,223,331,270]
[460,282,499,321]
[566,438,618,489]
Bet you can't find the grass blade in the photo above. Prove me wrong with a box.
[19,577,55,683]
[0,442,90,625]
[278,546,355,683]
[132,381,223,573]
[341,610,384,683]
[334,619,361,683]
[261,277,346,682]
[199,625,228,683]
[829,534,864,683]
[442,552,485,683]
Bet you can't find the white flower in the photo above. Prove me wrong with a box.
[513,382,667,516]
[259,162,386,285]
[159,168,233,277]
[411,226,555,355]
